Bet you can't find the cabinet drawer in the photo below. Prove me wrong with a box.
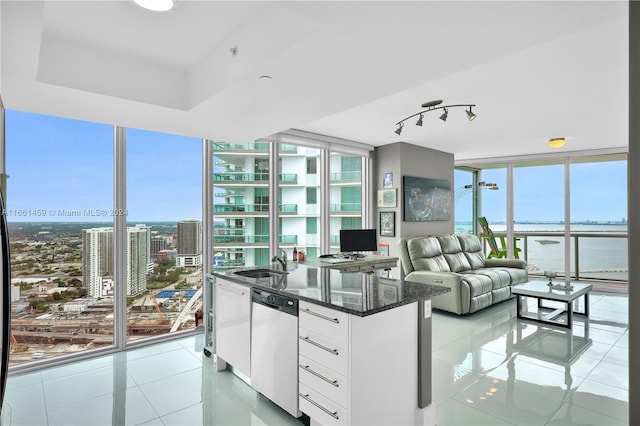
[299,355,349,408]
[299,383,348,426]
[299,327,348,375]
[299,301,349,345]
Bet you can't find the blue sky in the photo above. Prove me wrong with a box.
[5,110,202,222]
[455,161,627,223]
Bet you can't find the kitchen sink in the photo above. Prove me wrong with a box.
[233,268,287,279]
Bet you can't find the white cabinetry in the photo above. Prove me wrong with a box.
[298,301,420,426]
[215,278,251,378]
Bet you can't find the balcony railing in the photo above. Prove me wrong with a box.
[214,235,269,244]
[213,142,269,151]
[214,204,269,213]
[213,204,298,214]
[330,171,362,182]
[214,173,269,182]
[330,203,362,213]
[280,173,297,184]
[486,231,628,282]
[213,173,298,184]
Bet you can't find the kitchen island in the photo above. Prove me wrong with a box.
[211,263,449,426]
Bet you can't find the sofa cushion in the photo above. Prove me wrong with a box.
[456,234,487,269]
[460,274,493,297]
[437,234,472,272]
[462,268,512,289]
[407,237,451,272]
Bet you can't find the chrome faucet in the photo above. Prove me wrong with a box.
[271,248,287,271]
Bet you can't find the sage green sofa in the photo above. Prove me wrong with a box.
[399,233,528,315]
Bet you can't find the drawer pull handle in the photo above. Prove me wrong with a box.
[299,336,339,356]
[299,393,339,420]
[301,308,339,324]
[299,364,339,387]
[216,283,245,296]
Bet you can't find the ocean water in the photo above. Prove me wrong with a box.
[455,222,629,281]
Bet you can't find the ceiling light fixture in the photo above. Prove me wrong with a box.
[394,100,477,134]
[133,0,175,12]
[466,107,477,121]
[548,137,566,148]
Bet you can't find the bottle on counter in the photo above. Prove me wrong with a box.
[293,245,298,262]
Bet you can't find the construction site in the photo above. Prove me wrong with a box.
[9,287,204,365]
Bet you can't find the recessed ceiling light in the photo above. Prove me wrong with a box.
[133,0,174,12]
[548,137,566,148]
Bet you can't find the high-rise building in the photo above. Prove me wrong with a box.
[177,220,202,268]
[177,220,202,255]
[150,236,166,259]
[212,143,362,267]
[82,227,114,297]
[82,225,151,297]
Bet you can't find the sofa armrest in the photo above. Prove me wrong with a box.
[405,271,467,315]
[485,258,527,269]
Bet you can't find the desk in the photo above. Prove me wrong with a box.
[302,255,398,273]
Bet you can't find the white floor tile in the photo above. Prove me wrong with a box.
[46,387,159,426]
[0,292,628,426]
[126,348,202,386]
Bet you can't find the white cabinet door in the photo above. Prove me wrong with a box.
[215,278,251,377]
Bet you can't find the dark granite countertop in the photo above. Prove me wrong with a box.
[212,263,449,317]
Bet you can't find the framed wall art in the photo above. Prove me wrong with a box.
[383,172,394,188]
[379,211,395,237]
[377,189,397,208]
[402,176,451,222]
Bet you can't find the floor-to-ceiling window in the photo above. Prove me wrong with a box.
[212,140,368,261]
[5,110,114,365]
[459,154,628,283]
[570,156,628,281]
[478,165,507,256]
[212,141,270,268]
[513,161,565,274]
[126,129,202,342]
[278,144,320,260]
[454,168,476,234]
[330,153,363,252]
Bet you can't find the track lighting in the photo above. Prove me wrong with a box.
[466,107,477,121]
[394,99,477,134]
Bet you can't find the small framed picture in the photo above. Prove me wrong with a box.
[377,189,397,208]
[380,211,395,237]
[383,172,394,188]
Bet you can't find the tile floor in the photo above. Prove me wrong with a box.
[1,291,628,425]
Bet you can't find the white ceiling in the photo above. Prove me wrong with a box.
[1,1,629,161]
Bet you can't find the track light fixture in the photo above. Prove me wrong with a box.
[394,99,477,134]
[466,107,477,121]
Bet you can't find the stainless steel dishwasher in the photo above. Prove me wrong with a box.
[250,288,301,418]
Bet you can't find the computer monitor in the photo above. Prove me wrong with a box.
[339,229,377,256]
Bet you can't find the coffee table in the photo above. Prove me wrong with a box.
[511,281,592,329]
